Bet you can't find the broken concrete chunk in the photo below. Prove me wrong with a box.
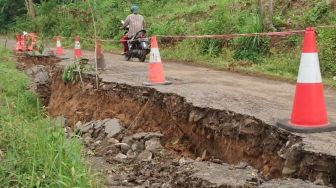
[243,118,258,126]
[94,120,106,130]
[282,166,296,176]
[87,150,94,156]
[145,138,163,153]
[92,128,103,139]
[144,132,163,140]
[131,132,148,140]
[192,162,259,187]
[108,138,120,144]
[233,161,248,170]
[178,157,194,165]
[209,158,223,164]
[102,84,113,90]
[137,150,153,162]
[84,136,94,145]
[259,178,329,188]
[104,118,122,137]
[314,173,329,186]
[281,143,302,176]
[96,144,120,157]
[189,110,207,122]
[114,143,131,154]
[131,132,163,141]
[26,65,50,84]
[131,141,145,153]
[126,150,137,159]
[35,71,50,84]
[78,121,94,134]
[121,136,133,145]
[94,140,102,146]
[114,153,128,163]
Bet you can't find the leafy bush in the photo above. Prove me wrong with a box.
[198,0,237,56]
[232,7,270,63]
[233,36,270,63]
[318,28,336,78]
[305,0,330,25]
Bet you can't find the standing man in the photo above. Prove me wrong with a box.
[120,5,145,54]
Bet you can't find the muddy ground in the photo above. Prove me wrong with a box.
[2,37,336,187]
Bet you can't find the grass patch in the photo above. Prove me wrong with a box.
[0,47,100,187]
[160,38,336,88]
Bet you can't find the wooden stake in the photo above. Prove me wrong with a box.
[87,0,99,89]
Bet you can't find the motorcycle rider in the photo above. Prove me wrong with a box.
[120,5,145,54]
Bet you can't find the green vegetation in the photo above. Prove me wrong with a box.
[62,63,78,83]
[62,59,94,83]
[1,0,336,80]
[0,47,99,187]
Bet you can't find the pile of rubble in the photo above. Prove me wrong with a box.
[73,118,328,188]
[78,119,164,164]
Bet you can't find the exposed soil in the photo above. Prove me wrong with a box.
[15,52,62,69]
[47,70,287,177]
[47,69,336,186]
[15,54,336,187]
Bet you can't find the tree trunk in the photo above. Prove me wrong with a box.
[331,0,336,10]
[258,0,276,31]
[24,0,36,20]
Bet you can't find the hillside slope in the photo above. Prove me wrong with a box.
[3,0,336,80]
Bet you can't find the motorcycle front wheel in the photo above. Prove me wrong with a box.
[124,53,131,61]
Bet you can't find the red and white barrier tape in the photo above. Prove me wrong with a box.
[315,25,336,29]
[156,25,335,39]
[73,25,336,42]
[19,25,336,43]
[156,30,305,40]
[80,30,304,43]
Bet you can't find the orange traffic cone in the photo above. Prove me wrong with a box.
[277,27,336,133]
[74,36,82,58]
[31,33,37,52]
[27,33,37,52]
[143,36,172,86]
[15,34,22,51]
[56,36,63,56]
[21,35,26,51]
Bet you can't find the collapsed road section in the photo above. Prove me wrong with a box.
[17,55,336,187]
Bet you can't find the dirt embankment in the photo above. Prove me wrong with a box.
[16,53,62,69]
[46,69,336,185]
[15,53,61,105]
[16,55,336,187]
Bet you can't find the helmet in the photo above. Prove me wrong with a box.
[131,5,139,14]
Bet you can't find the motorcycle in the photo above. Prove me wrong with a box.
[121,21,150,62]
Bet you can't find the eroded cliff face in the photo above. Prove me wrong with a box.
[17,55,336,187]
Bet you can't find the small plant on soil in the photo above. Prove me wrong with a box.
[62,59,94,83]
[62,63,77,82]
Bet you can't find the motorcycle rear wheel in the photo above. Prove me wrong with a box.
[138,50,147,62]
